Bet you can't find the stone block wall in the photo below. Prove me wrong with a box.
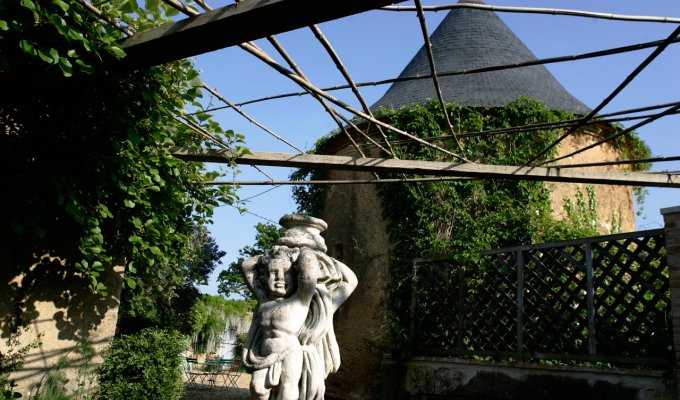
[0,253,124,397]
[661,206,680,389]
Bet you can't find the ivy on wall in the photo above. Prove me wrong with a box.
[0,0,244,300]
[291,98,650,353]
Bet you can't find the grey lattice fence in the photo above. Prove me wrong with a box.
[410,229,673,366]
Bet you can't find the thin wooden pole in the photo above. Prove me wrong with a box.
[413,0,465,154]
[525,24,680,166]
[382,3,680,25]
[265,36,387,158]
[201,84,304,153]
[585,243,597,356]
[516,250,525,361]
[203,177,472,185]
[543,103,680,165]
[161,0,199,16]
[196,38,680,115]
[457,265,466,351]
[410,259,421,344]
[238,41,467,162]
[310,25,396,157]
[78,0,135,36]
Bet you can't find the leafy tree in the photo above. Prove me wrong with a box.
[0,0,243,303]
[191,295,255,355]
[183,225,227,286]
[217,223,284,299]
[117,226,226,336]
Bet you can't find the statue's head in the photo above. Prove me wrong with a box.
[261,246,299,298]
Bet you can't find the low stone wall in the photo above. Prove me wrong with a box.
[381,356,677,400]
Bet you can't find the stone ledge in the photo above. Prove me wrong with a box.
[660,205,680,215]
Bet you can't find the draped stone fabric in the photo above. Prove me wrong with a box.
[241,215,357,400]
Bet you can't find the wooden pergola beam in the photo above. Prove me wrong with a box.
[119,0,404,68]
[171,148,680,188]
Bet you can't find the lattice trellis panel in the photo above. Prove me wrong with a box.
[522,245,589,355]
[410,229,672,366]
[591,235,671,359]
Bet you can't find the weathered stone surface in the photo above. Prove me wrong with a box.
[241,215,358,400]
[0,252,124,397]
[382,357,678,400]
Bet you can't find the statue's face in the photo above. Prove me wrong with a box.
[266,257,296,298]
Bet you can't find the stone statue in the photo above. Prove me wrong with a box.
[241,214,357,400]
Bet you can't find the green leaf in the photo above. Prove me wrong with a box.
[107,46,126,59]
[149,246,162,256]
[124,199,135,208]
[58,56,73,77]
[125,277,137,289]
[128,262,137,274]
[99,204,113,218]
[20,0,36,11]
[188,77,203,87]
[53,0,69,12]
[195,112,211,122]
[120,0,135,14]
[0,20,8,31]
[37,48,55,64]
[49,48,59,63]
[75,59,94,74]
[19,39,36,56]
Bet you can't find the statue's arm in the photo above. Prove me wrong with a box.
[297,249,319,304]
[241,256,266,302]
[330,260,358,311]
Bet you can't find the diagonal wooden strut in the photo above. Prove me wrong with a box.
[171,148,680,188]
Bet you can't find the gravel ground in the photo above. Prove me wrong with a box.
[181,372,250,400]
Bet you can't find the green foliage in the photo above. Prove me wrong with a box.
[33,357,70,400]
[1,328,40,399]
[117,226,226,336]
[0,0,243,299]
[191,296,255,355]
[182,225,227,286]
[217,223,284,299]
[29,340,97,400]
[531,185,607,242]
[291,98,650,356]
[97,329,185,400]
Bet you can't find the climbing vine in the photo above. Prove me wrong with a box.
[0,0,244,298]
[291,98,650,353]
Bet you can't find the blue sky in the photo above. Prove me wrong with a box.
[189,0,680,295]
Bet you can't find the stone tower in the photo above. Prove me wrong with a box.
[318,2,637,398]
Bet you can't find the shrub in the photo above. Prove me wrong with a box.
[98,329,185,400]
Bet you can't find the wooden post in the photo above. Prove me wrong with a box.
[457,266,466,351]
[661,206,680,387]
[585,243,597,356]
[516,250,525,361]
[409,259,421,346]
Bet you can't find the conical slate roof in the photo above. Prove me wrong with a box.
[371,0,590,114]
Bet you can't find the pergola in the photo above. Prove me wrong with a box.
[99,1,680,195]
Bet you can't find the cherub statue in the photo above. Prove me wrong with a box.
[241,214,357,400]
